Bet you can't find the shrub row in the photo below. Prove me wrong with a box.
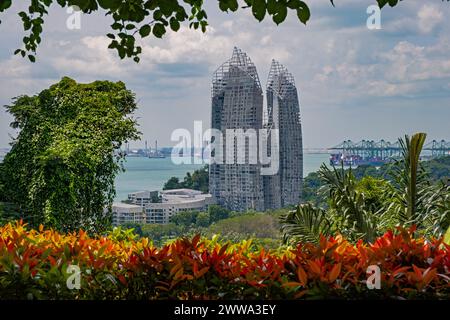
[0,221,449,299]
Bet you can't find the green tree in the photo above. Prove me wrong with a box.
[385,133,449,237]
[208,205,230,223]
[0,77,139,233]
[163,177,183,190]
[184,166,209,193]
[390,133,428,225]
[170,210,199,226]
[0,0,417,62]
[356,176,393,214]
[196,211,210,227]
[163,165,209,193]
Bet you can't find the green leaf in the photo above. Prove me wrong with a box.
[444,226,450,245]
[118,47,126,59]
[377,0,388,8]
[139,24,151,37]
[273,4,287,25]
[111,22,122,30]
[377,0,399,8]
[169,18,180,32]
[153,10,163,20]
[267,0,277,14]
[287,0,301,9]
[252,0,266,22]
[218,0,229,12]
[296,1,310,24]
[28,55,35,63]
[228,0,239,12]
[98,0,122,11]
[388,0,399,7]
[0,0,12,11]
[152,23,166,38]
[108,40,118,49]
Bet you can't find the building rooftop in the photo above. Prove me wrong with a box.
[112,202,143,210]
[161,188,203,196]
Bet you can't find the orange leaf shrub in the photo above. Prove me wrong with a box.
[0,221,448,299]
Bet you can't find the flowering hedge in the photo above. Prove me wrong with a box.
[0,221,449,299]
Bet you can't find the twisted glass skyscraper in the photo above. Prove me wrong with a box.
[210,48,303,211]
[264,60,303,209]
[210,47,265,211]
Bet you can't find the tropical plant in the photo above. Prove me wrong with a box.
[0,77,140,233]
[0,221,448,299]
[387,133,429,227]
[280,203,331,245]
[445,226,450,245]
[421,183,450,238]
[282,133,450,245]
[318,164,379,242]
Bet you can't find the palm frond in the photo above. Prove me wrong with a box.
[280,203,332,245]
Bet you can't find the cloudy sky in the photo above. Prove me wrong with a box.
[0,0,449,149]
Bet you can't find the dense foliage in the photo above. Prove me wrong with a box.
[0,221,448,299]
[0,0,415,62]
[283,133,450,246]
[124,206,283,248]
[163,165,208,193]
[302,156,450,207]
[0,78,139,233]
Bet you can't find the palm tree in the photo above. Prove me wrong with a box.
[280,132,450,245]
[280,203,331,245]
[318,164,378,242]
[388,133,428,227]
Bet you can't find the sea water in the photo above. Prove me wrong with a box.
[114,153,330,201]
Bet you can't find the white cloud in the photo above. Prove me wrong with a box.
[381,40,450,82]
[417,4,443,34]
[1,1,450,148]
[52,36,131,77]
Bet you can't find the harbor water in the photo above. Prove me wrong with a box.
[114,153,330,201]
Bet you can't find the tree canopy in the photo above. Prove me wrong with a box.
[0,0,417,63]
[163,165,208,193]
[0,77,140,233]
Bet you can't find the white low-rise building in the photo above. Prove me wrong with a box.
[145,189,214,224]
[111,203,145,226]
[112,188,214,225]
[127,190,159,207]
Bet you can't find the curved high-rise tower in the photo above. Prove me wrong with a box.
[209,49,303,211]
[265,60,303,208]
[210,47,265,211]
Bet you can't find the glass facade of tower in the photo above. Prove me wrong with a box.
[210,48,303,211]
[210,47,265,211]
[265,60,303,208]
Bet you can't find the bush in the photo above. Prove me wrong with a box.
[0,221,448,299]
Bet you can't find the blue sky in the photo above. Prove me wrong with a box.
[0,0,449,149]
